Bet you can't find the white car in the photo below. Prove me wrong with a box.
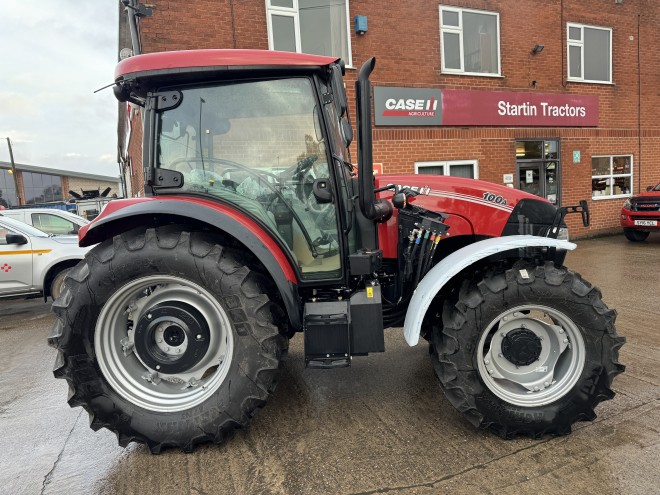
[0,208,89,235]
[0,216,91,300]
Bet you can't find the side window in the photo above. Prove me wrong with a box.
[439,6,501,76]
[266,0,352,65]
[0,225,9,245]
[592,155,632,199]
[415,160,479,179]
[31,213,77,235]
[567,23,612,83]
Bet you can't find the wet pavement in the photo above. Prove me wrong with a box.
[1,234,658,495]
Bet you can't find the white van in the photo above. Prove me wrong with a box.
[0,208,89,235]
[0,216,91,300]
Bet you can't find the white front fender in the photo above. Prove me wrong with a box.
[402,235,576,346]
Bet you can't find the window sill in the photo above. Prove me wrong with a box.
[441,71,504,78]
[566,79,614,86]
[591,194,632,201]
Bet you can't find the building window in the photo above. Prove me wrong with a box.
[415,160,479,179]
[592,155,632,199]
[439,6,500,76]
[22,171,63,204]
[0,168,18,207]
[266,0,352,66]
[567,23,612,83]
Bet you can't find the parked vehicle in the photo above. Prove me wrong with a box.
[620,182,660,241]
[49,50,625,453]
[0,208,89,235]
[0,216,90,300]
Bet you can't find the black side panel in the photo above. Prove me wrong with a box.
[80,200,302,330]
[502,198,561,237]
[501,198,567,265]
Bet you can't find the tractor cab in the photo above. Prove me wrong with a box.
[114,50,366,284]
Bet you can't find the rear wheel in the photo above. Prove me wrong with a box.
[48,227,288,453]
[431,261,625,438]
[624,228,649,242]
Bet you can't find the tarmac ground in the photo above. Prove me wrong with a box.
[0,234,658,494]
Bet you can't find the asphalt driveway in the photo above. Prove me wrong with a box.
[0,234,658,495]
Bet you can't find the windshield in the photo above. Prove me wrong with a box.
[156,77,341,279]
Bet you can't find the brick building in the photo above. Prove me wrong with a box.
[118,0,660,237]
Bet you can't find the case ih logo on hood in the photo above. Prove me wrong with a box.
[374,87,443,126]
[383,97,438,118]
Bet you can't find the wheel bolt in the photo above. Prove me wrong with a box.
[544,381,550,387]
[147,314,152,320]
[165,347,170,351]
[156,365,161,370]
[196,334,202,340]
[513,312,520,317]
[498,353,503,358]
[484,359,490,365]
[520,324,526,329]
[177,348,181,353]
[559,329,564,334]
[563,338,569,344]
[157,338,163,343]
[488,369,494,374]
[501,332,506,337]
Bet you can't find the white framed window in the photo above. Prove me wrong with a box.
[439,6,501,76]
[591,155,632,199]
[266,0,352,66]
[415,160,479,179]
[567,23,612,83]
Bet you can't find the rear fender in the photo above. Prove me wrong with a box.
[402,235,576,346]
[79,197,302,330]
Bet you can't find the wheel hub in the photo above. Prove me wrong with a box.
[133,302,210,375]
[501,328,542,366]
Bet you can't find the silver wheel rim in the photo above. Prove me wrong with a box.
[95,275,234,413]
[477,305,585,407]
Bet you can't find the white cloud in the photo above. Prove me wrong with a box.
[0,1,119,178]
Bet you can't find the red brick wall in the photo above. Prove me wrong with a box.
[126,0,660,236]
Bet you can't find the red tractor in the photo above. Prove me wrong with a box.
[49,50,625,453]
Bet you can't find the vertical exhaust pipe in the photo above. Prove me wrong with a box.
[356,58,392,222]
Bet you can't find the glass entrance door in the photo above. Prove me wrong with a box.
[515,140,560,205]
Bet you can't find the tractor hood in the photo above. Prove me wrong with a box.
[374,173,547,217]
[374,174,557,258]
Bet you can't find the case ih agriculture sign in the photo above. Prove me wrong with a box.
[374,87,599,127]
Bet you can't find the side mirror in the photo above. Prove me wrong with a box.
[6,233,28,245]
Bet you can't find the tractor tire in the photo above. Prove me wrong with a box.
[431,260,625,439]
[48,227,288,453]
[623,228,650,242]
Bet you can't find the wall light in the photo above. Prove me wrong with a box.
[531,44,544,55]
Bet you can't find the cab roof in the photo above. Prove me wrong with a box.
[115,49,339,80]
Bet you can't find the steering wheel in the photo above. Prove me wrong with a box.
[168,157,280,182]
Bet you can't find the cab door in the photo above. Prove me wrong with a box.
[0,222,34,295]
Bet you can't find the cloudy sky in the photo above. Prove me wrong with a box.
[0,2,119,177]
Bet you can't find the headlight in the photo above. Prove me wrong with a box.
[557,227,570,241]
[623,199,632,210]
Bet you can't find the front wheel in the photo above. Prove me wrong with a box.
[431,261,625,438]
[624,228,650,242]
[48,227,288,453]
